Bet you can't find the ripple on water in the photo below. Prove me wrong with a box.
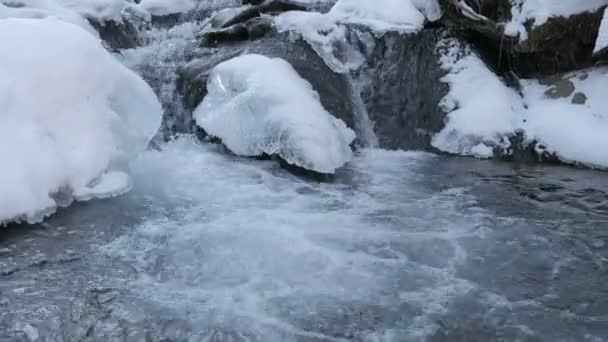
[99,137,486,340]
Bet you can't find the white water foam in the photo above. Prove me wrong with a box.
[102,136,489,340]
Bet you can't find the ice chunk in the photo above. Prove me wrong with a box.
[0,18,162,224]
[194,54,355,174]
[276,11,366,73]
[73,171,132,201]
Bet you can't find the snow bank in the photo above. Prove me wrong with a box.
[506,0,608,39]
[0,18,161,224]
[194,54,355,174]
[433,37,608,168]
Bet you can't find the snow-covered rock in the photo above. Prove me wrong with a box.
[441,0,606,77]
[193,54,355,174]
[433,36,608,168]
[506,0,608,39]
[0,17,162,224]
[275,0,440,72]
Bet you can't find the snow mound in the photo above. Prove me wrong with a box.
[433,37,608,169]
[0,18,162,224]
[194,54,355,174]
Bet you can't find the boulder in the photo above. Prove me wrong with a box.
[176,29,357,138]
[88,18,140,51]
[357,28,451,152]
[440,0,606,77]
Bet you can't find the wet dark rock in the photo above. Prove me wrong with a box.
[358,28,451,152]
[88,18,140,51]
[199,17,272,47]
[176,29,357,136]
[222,0,306,28]
[496,132,561,165]
[440,0,606,77]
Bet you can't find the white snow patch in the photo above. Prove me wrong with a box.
[432,38,524,158]
[194,54,355,174]
[0,0,97,34]
[520,70,608,168]
[594,7,608,54]
[0,18,161,224]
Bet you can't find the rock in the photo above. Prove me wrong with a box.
[198,17,272,47]
[357,28,451,151]
[176,29,357,137]
[88,18,140,51]
[440,0,606,77]
[222,0,307,28]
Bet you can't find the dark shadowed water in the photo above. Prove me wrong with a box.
[1,137,607,342]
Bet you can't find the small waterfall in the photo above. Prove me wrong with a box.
[118,21,205,142]
[347,74,379,148]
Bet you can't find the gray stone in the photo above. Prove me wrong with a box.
[357,28,451,151]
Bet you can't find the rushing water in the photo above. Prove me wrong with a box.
[1,137,608,341]
[1,12,608,342]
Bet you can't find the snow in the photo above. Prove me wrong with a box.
[194,54,355,174]
[136,0,198,16]
[594,7,608,54]
[0,0,141,22]
[433,37,608,168]
[520,70,608,168]
[329,0,426,33]
[432,38,524,158]
[0,0,96,33]
[0,18,161,224]
[505,0,608,40]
